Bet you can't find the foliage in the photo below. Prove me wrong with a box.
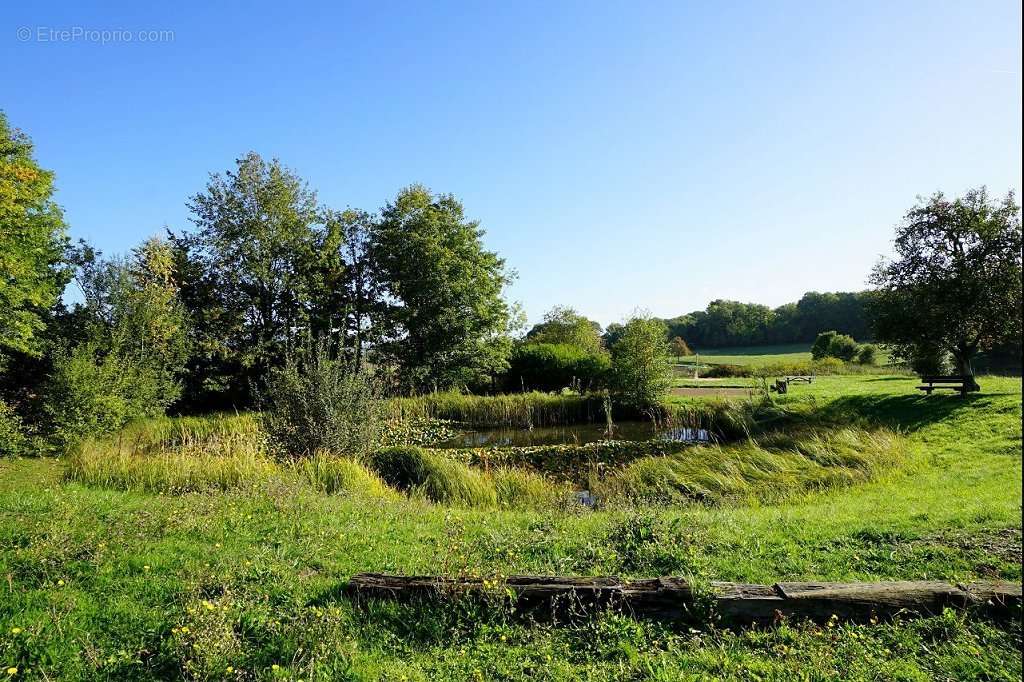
[0,399,27,457]
[663,292,872,349]
[261,339,382,460]
[0,112,70,361]
[372,185,514,393]
[383,391,605,428]
[856,343,878,365]
[868,188,1023,387]
[45,241,189,448]
[504,342,610,392]
[593,427,904,506]
[8,375,1023,679]
[173,152,322,406]
[811,330,860,361]
[610,314,671,411]
[525,306,604,354]
[669,336,692,358]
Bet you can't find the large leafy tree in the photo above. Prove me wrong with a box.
[525,305,605,354]
[175,153,320,406]
[372,185,514,393]
[0,112,70,362]
[868,188,1022,389]
[314,208,385,366]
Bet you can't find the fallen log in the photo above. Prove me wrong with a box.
[345,573,1022,625]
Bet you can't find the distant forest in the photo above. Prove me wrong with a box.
[652,292,871,349]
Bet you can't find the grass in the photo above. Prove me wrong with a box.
[1,374,1021,679]
[383,391,605,427]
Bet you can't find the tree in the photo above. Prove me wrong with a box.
[315,208,385,366]
[372,185,514,393]
[669,336,692,359]
[46,239,189,446]
[176,152,321,405]
[610,314,671,412]
[0,112,70,362]
[868,188,1022,390]
[525,306,604,354]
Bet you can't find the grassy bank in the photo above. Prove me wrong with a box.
[1,375,1021,679]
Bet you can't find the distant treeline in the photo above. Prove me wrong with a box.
[655,292,871,349]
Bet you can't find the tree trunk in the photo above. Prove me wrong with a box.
[952,345,981,392]
[345,573,1021,626]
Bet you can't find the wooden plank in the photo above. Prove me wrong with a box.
[345,573,1022,625]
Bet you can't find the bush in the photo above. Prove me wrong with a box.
[45,341,170,449]
[0,399,27,457]
[610,315,671,411]
[856,344,878,365]
[810,331,837,360]
[367,446,430,490]
[261,340,382,460]
[811,331,860,361]
[829,334,860,361]
[505,343,610,392]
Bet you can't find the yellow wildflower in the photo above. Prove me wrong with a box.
[9,628,21,635]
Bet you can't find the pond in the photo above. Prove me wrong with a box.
[435,421,710,448]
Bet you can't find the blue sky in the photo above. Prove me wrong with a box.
[3,1,1021,327]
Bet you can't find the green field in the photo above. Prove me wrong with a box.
[679,343,815,366]
[2,375,1022,680]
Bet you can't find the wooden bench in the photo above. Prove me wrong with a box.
[784,375,814,384]
[917,375,971,397]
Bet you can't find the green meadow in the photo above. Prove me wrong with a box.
[2,374,1021,680]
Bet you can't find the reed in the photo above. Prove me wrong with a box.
[382,391,605,427]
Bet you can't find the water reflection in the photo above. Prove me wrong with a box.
[435,421,710,448]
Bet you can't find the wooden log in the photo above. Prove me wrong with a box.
[345,573,1022,625]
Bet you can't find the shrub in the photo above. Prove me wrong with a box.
[45,341,170,449]
[0,399,27,457]
[610,315,671,411]
[829,334,860,361]
[505,343,610,392]
[856,344,879,365]
[810,331,838,360]
[367,446,430,490]
[261,340,382,460]
[299,452,396,498]
[811,330,860,362]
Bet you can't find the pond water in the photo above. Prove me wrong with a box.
[435,421,710,448]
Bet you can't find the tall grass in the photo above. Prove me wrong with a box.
[299,452,396,498]
[593,426,904,506]
[64,413,274,493]
[367,446,565,508]
[382,391,605,427]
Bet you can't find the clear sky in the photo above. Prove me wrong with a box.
[3,1,1021,327]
